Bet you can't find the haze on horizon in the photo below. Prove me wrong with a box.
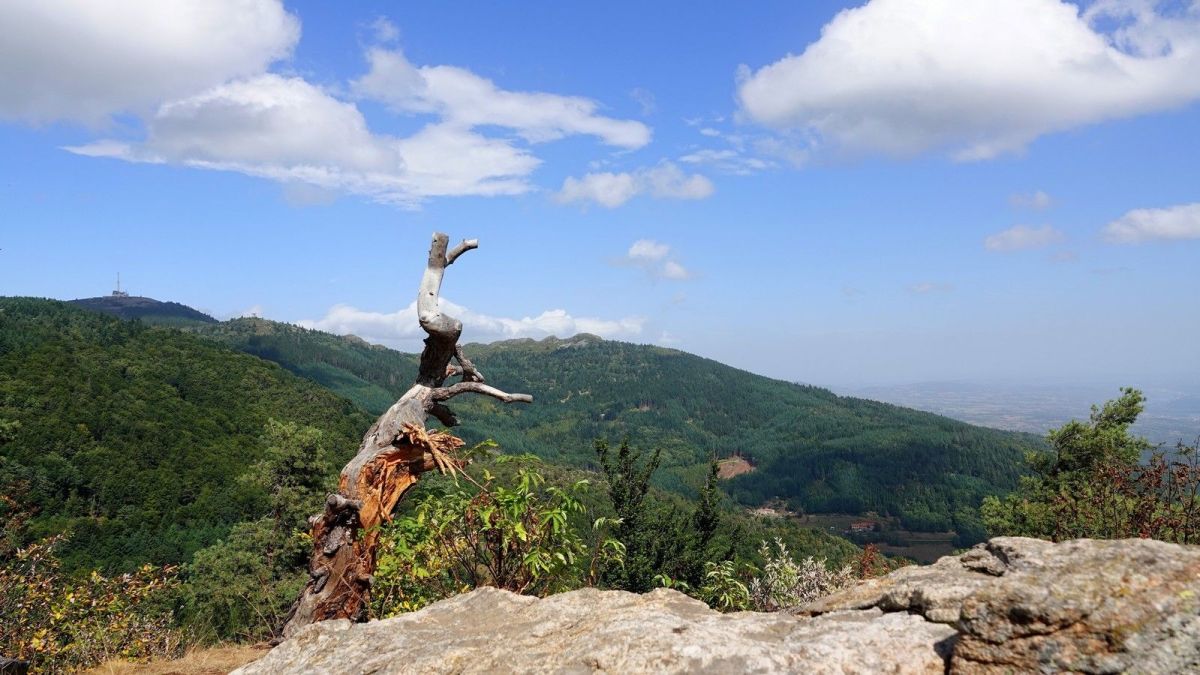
[1,0,1198,392]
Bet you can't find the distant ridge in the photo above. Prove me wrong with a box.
[71,295,217,326]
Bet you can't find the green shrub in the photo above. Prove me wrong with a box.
[0,536,184,673]
[372,455,623,616]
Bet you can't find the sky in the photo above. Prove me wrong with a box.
[1,0,1198,388]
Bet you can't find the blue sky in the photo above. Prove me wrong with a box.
[1,0,1198,387]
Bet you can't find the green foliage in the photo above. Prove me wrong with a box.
[983,388,1200,544]
[0,535,184,673]
[195,318,415,414]
[593,438,664,591]
[699,559,750,612]
[69,295,218,327]
[180,420,334,642]
[178,319,1040,536]
[0,298,370,571]
[1040,387,1151,475]
[181,518,308,643]
[372,455,623,616]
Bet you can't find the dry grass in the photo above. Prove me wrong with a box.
[84,645,268,675]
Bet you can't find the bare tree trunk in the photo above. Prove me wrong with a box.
[279,232,531,639]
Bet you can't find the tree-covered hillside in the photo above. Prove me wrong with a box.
[0,298,371,571]
[195,317,416,414]
[186,318,1041,535]
[71,295,218,327]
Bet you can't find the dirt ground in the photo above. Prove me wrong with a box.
[716,455,755,479]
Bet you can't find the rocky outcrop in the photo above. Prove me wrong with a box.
[237,537,1200,675]
[801,537,1200,674]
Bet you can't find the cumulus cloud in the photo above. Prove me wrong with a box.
[984,224,1065,252]
[618,239,692,280]
[353,47,650,149]
[1010,190,1054,210]
[556,162,713,208]
[66,75,538,205]
[737,0,1200,161]
[298,299,645,348]
[14,6,646,206]
[0,0,298,125]
[1103,202,1200,243]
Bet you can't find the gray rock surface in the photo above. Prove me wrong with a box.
[238,537,1200,675]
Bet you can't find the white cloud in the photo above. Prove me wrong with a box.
[370,17,400,44]
[737,0,1200,160]
[0,0,299,125]
[556,162,713,208]
[660,261,690,280]
[908,282,954,294]
[1103,202,1200,243]
[66,75,538,206]
[984,224,1065,252]
[556,172,639,209]
[679,148,774,175]
[353,47,650,149]
[627,239,670,261]
[298,299,644,348]
[618,239,692,280]
[1010,190,1054,210]
[16,9,645,206]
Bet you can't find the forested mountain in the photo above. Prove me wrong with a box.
[71,295,218,327]
[0,298,370,570]
[0,299,857,580]
[183,317,1041,535]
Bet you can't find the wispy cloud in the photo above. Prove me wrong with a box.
[678,148,774,175]
[984,224,1065,252]
[908,281,954,294]
[1009,190,1053,210]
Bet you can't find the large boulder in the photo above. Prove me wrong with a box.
[237,537,1200,674]
[801,537,1200,674]
[238,587,954,674]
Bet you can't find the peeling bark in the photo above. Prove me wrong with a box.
[279,232,531,638]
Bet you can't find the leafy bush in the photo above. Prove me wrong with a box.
[983,389,1200,544]
[372,455,623,616]
[0,536,184,673]
[699,559,750,612]
[747,538,855,612]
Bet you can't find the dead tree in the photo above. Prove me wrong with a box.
[279,232,532,638]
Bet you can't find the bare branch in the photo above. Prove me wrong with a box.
[446,239,479,265]
[454,345,486,383]
[431,381,533,404]
[429,403,459,427]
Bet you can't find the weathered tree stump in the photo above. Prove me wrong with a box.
[279,232,531,638]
